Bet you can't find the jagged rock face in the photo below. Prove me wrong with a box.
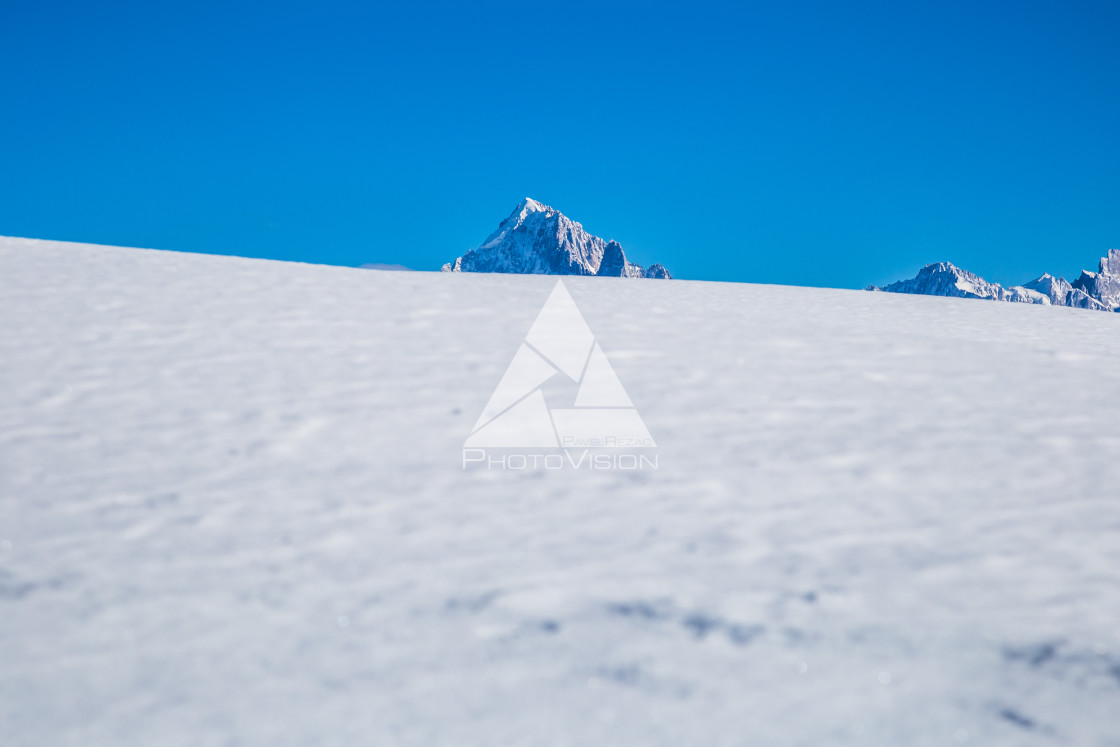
[1072,249,1120,310]
[1067,288,1109,310]
[598,240,644,278]
[1104,247,1120,275]
[643,263,672,279]
[870,252,1119,313]
[869,262,1017,301]
[1021,273,1109,310]
[442,198,670,279]
[1022,273,1072,304]
[442,198,602,275]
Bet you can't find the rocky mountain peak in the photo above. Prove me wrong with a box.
[442,200,671,279]
[870,252,1118,312]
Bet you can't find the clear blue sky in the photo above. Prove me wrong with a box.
[1,0,1117,287]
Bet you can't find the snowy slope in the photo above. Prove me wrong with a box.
[2,235,1120,747]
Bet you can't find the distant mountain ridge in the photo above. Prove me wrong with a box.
[442,198,671,279]
[868,249,1120,312]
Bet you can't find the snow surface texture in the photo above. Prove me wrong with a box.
[3,235,1120,746]
[442,198,671,278]
[869,251,1120,312]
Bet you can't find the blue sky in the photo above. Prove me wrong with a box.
[1,0,1117,288]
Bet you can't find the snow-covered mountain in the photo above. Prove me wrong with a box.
[442,198,671,278]
[1021,273,1106,310]
[869,249,1120,312]
[1072,248,1120,309]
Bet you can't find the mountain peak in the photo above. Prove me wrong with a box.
[442,200,671,279]
[1073,248,1120,308]
[872,254,1117,312]
[1102,248,1120,275]
[921,261,963,275]
[508,197,552,222]
[871,261,1011,301]
[516,197,548,212]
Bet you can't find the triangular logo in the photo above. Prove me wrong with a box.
[466,280,655,448]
